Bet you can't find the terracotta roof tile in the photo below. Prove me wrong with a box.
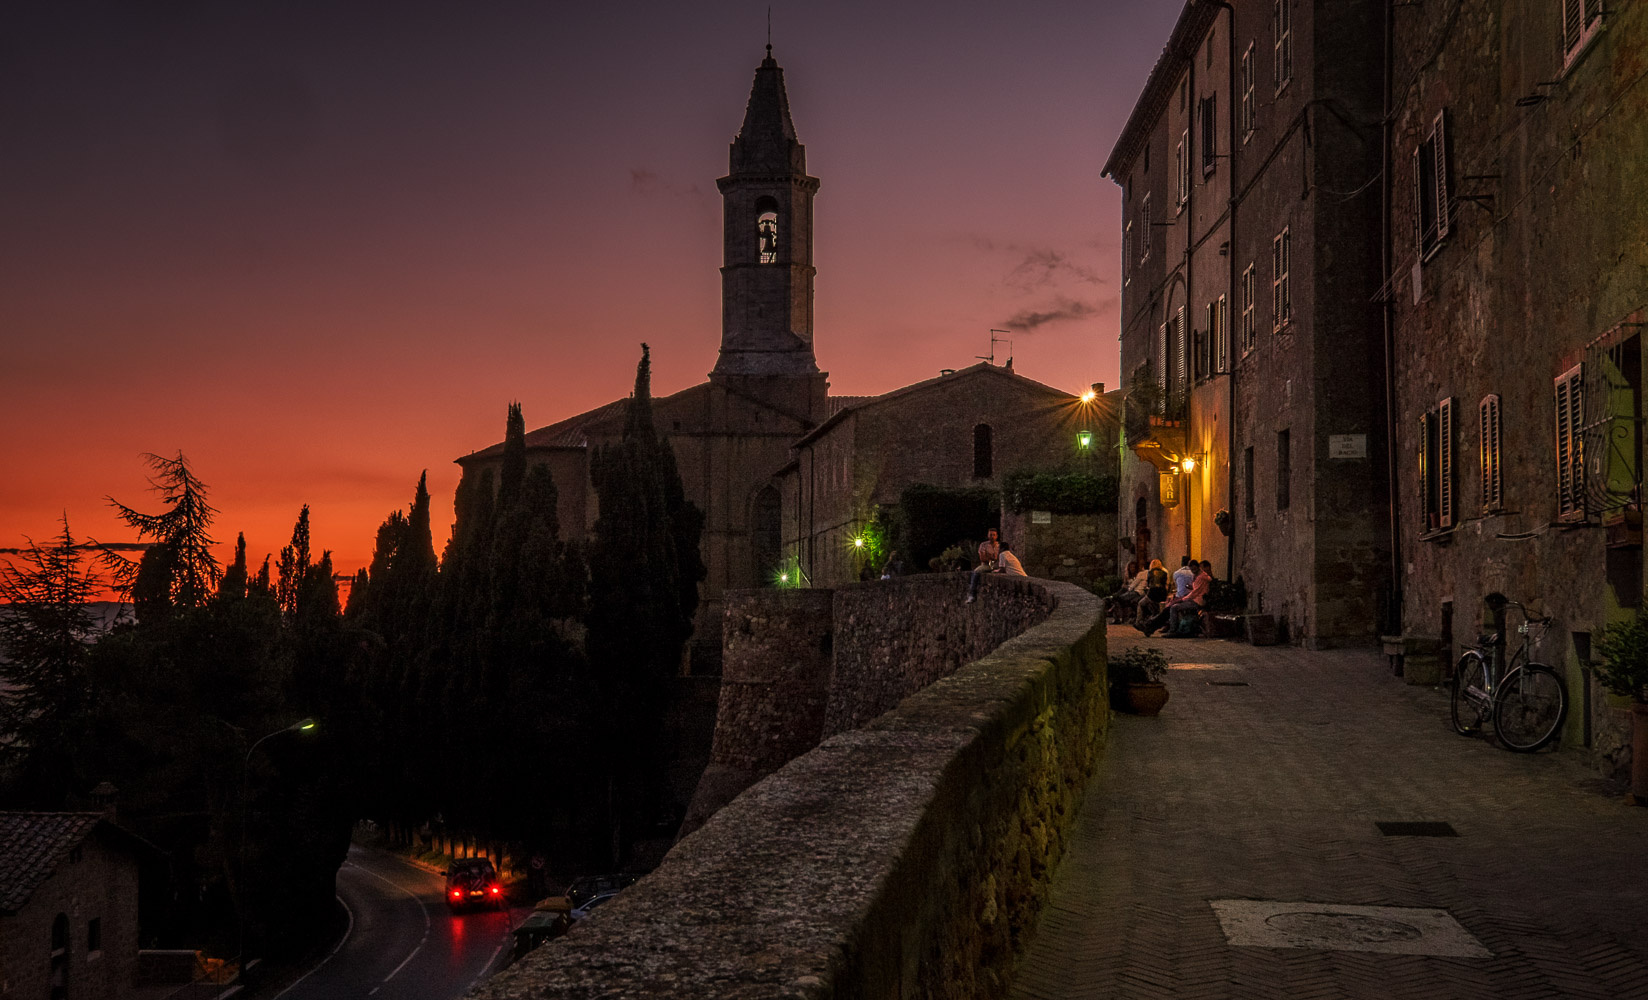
[0,812,103,913]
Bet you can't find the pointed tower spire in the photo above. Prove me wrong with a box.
[714,51,822,379]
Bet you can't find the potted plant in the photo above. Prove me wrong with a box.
[1108,645,1170,716]
[1594,613,1648,804]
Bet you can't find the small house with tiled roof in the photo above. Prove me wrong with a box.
[0,811,151,1000]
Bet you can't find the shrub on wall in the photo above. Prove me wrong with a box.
[1002,470,1119,515]
[894,484,1001,569]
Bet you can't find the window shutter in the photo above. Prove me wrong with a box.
[1555,367,1585,518]
[1201,96,1216,170]
[1174,306,1188,397]
[1272,234,1282,324]
[1439,397,1455,528]
[1158,323,1169,398]
[1563,0,1583,53]
[1418,413,1430,528]
[1411,145,1424,251]
[1432,111,1451,240]
[1480,394,1502,510]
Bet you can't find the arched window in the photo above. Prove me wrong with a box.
[751,486,782,584]
[755,196,779,264]
[974,424,994,479]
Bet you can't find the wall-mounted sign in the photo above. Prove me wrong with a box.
[1031,510,1052,524]
[1329,434,1368,459]
[1158,472,1181,508]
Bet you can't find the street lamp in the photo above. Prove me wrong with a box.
[238,718,317,967]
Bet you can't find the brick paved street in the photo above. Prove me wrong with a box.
[1008,626,1648,1000]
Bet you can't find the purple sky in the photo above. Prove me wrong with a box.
[0,0,1177,578]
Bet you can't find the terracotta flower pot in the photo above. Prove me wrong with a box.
[1126,681,1170,716]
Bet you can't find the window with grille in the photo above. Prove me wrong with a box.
[1420,397,1456,531]
[1241,44,1256,140]
[1273,0,1292,90]
[1480,394,1503,511]
[1272,228,1290,330]
[1414,110,1452,258]
[1241,265,1257,353]
[1555,365,1585,519]
[1244,446,1256,520]
[1200,95,1216,174]
[1140,193,1152,262]
[1276,429,1291,511]
[1176,132,1189,205]
[1562,0,1604,67]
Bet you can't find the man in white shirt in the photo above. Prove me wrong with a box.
[1171,556,1195,599]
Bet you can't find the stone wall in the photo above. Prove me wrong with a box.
[474,578,1106,1000]
[1000,511,1119,589]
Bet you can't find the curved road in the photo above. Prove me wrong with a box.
[276,846,518,1000]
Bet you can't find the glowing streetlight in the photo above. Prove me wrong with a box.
[1180,456,1197,474]
[1080,389,1097,404]
[1076,430,1093,449]
[853,536,865,549]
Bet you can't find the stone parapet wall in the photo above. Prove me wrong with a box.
[471,578,1106,1000]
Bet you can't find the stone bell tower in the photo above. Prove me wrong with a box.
[713,47,823,380]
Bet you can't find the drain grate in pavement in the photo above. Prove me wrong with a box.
[1210,900,1490,957]
[1207,680,1250,686]
[1375,821,1458,837]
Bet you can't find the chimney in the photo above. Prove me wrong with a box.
[1092,382,1105,396]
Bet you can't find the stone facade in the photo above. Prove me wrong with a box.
[779,366,1117,587]
[1388,0,1648,771]
[0,816,143,1000]
[684,574,1056,832]
[1104,0,1390,647]
[469,579,1107,1000]
[999,510,1120,588]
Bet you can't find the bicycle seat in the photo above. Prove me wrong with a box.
[1476,632,1500,646]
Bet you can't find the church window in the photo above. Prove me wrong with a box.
[974,424,994,479]
[756,196,780,264]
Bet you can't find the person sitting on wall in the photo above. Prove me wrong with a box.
[964,528,1002,603]
[966,538,1025,602]
[1109,559,1148,624]
[1138,559,1213,637]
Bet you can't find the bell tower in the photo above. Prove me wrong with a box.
[713,47,822,378]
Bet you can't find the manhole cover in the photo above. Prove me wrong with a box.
[1209,900,1491,957]
[1376,821,1458,837]
[1265,911,1423,945]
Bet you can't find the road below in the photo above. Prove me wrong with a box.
[276,846,518,1000]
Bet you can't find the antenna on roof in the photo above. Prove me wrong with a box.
[767,6,772,52]
[980,329,1014,367]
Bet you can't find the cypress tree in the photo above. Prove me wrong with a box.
[276,506,312,619]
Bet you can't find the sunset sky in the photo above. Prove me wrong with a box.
[1,0,1177,584]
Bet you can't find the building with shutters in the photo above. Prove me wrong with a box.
[1102,0,1390,647]
[1387,0,1648,772]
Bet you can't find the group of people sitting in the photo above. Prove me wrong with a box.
[1108,555,1214,637]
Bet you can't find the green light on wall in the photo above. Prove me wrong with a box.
[1076,430,1093,449]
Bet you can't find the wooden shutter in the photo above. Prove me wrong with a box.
[1439,397,1455,528]
[1489,395,1502,514]
[1418,413,1431,528]
[1201,96,1216,170]
[1174,306,1188,397]
[1556,366,1585,518]
[1432,111,1451,240]
[1411,145,1424,251]
[1562,0,1584,54]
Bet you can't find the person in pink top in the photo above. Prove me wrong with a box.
[1138,559,1213,637]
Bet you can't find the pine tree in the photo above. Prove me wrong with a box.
[0,517,103,746]
[103,452,222,607]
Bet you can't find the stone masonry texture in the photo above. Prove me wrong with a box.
[1008,625,1648,1000]
[470,578,1108,1000]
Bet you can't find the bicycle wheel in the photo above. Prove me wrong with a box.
[1493,664,1567,752]
[1450,652,1488,735]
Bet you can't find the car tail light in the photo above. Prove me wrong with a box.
[451,889,462,899]
[490,885,501,894]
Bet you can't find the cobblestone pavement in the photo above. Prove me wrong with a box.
[1008,627,1648,1000]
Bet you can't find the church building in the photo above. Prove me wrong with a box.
[458,50,1114,660]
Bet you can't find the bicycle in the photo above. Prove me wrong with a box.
[1450,601,1568,752]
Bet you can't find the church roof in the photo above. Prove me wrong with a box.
[730,47,806,174]
[793,362,1077,448]
[458,398,628,462]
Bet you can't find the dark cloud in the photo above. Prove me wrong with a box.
[998,297,1102,332]
[630,168,703,198]
[959,235,1106,291]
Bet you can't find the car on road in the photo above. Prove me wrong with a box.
[568,891,619,921]
[444,858,504,912]
[564,873,640,912]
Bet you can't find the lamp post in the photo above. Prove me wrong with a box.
[237,718,316,968]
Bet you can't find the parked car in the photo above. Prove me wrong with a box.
[569,891,619,921]
[564,873,640,911]
[444,858,504,912]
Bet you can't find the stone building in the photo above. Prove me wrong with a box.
[459,50,1111,657]
[1102,0,1390,647]
[777,363,1116,587]
[1387,0,1648,768]
[0,813,148,1000]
